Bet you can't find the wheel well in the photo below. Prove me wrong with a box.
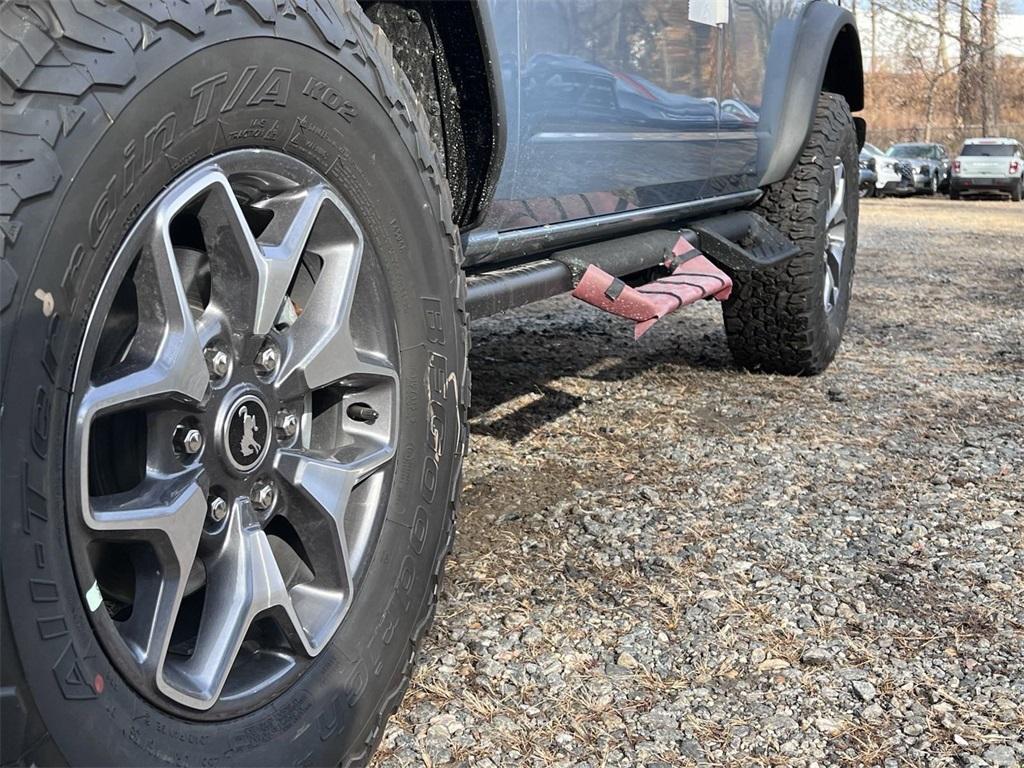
[822,24,864,113]
[358,1,500,227]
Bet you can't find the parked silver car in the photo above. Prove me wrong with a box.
[886,142,952,194]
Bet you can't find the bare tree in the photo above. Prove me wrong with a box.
[956,0,977,129]
[870,0,878,73]
[978,0,998,134]
[937,0,949,70]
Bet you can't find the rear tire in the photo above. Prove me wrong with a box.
[722,92,858,375]
[1012,179,1023,202]
[950,189,961,200]
[0,3,467,766]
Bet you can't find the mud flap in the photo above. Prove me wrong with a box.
[571,237,732,338]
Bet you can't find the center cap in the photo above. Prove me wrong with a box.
[223,394,271,472]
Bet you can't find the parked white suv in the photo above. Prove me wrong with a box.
[950,138,1024,201]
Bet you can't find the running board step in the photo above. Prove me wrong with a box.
[465,210,798,320]
[692,211,800,271]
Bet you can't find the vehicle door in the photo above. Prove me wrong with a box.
[716,0,811,195]
[482,0,721,233]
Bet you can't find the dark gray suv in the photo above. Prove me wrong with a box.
[887,142,953,194]
[0,1,864,764]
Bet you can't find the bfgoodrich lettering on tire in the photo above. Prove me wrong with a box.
[0,2,467,765]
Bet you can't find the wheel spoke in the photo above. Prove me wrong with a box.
[87,477,207,671]
[253,184,333,331]
[274,211,397,397]
[78,233,209,421]
[194,175,266,336]
[187,165,343,341]
[190,174,283,339]
[276,448,394,562]
[275,448,394,651]
[75,225,210,513]
[202,179,339,337]
[827,163,845,225]
[275,448,389,573]
[160,508,311,709]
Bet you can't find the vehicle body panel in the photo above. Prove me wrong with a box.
[466,0,862,267]
[480,0,724,236]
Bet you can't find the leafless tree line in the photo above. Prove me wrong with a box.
[853,0,1019,142]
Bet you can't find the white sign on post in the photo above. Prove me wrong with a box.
[688,0,730,26]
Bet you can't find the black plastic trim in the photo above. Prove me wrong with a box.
[464,0,507,229]
[758,1,864,186]
[692,212,800,271]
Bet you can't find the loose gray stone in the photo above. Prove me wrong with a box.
[982,745,1018,768]
[852,680,877,702]
[800,647,832,666]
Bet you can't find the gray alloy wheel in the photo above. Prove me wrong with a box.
[823,158,848,314]
[67,150,400,716]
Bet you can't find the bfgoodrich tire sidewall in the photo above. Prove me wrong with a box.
[1,30,461,767]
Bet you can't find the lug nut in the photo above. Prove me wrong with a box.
[205,347,229,378]
[208,495,228,523]
[254,343,280,376]
[174,425,204,455]
[347,403,379,425]
[251,481,276,511]
[276,410,298,438]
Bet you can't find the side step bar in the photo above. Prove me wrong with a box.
[692,212,800,272]
[466,210,797,320]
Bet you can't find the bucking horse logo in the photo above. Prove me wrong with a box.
[238,405,262,457]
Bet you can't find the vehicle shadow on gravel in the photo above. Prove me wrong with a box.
[469,300,735,443]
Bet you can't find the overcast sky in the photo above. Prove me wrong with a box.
[856,7,1024,65]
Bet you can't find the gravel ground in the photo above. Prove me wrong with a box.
[373,197,1024,768]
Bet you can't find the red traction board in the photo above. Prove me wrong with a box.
[571,237,732,338]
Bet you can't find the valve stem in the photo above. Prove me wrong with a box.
[347,403,379,425]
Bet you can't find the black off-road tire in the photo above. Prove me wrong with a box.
[1012,179,1023,202]
[0,1,467,765]
[722,92,858,375]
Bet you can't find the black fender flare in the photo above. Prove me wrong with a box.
[464,0,508,228]
[757,1,865,186]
